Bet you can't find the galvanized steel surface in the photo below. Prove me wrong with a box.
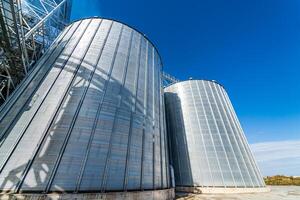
[164,80,265,188]
[0,18,170,192]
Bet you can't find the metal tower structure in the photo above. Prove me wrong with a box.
[162,71,179,87]
[0,0,71,106]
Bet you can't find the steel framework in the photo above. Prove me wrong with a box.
[0,0,71,106]
[162,71,179,87]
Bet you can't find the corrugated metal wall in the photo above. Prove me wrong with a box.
[0,18,170,192]
[165,80,265,188]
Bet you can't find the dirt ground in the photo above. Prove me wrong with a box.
[176,186,300,200]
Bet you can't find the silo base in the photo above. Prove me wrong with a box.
[176,186,270,194]
[0,188,175,200]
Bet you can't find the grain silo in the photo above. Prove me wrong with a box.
[164,80,268,193]
[0,18,173,199]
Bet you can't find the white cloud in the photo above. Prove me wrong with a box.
[250,140,300,176]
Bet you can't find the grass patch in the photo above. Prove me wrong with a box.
[264,175,300,186]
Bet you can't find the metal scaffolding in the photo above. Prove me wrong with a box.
[162,71,179,87]
[0,0,71,106]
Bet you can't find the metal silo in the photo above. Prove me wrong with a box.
[0,18,173,199]
[165,80,268,193]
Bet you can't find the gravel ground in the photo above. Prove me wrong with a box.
[176,186,300,200]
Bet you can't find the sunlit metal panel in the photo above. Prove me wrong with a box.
[164,80,265,189]
[0,18,170,193]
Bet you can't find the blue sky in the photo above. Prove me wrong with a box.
[71,0,300,175]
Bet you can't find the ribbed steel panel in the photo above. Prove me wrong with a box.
[164,80,265,188]
[0,18,169,192]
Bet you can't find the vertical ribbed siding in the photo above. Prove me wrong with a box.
[0,18,169,192]
[164,80,265,188]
